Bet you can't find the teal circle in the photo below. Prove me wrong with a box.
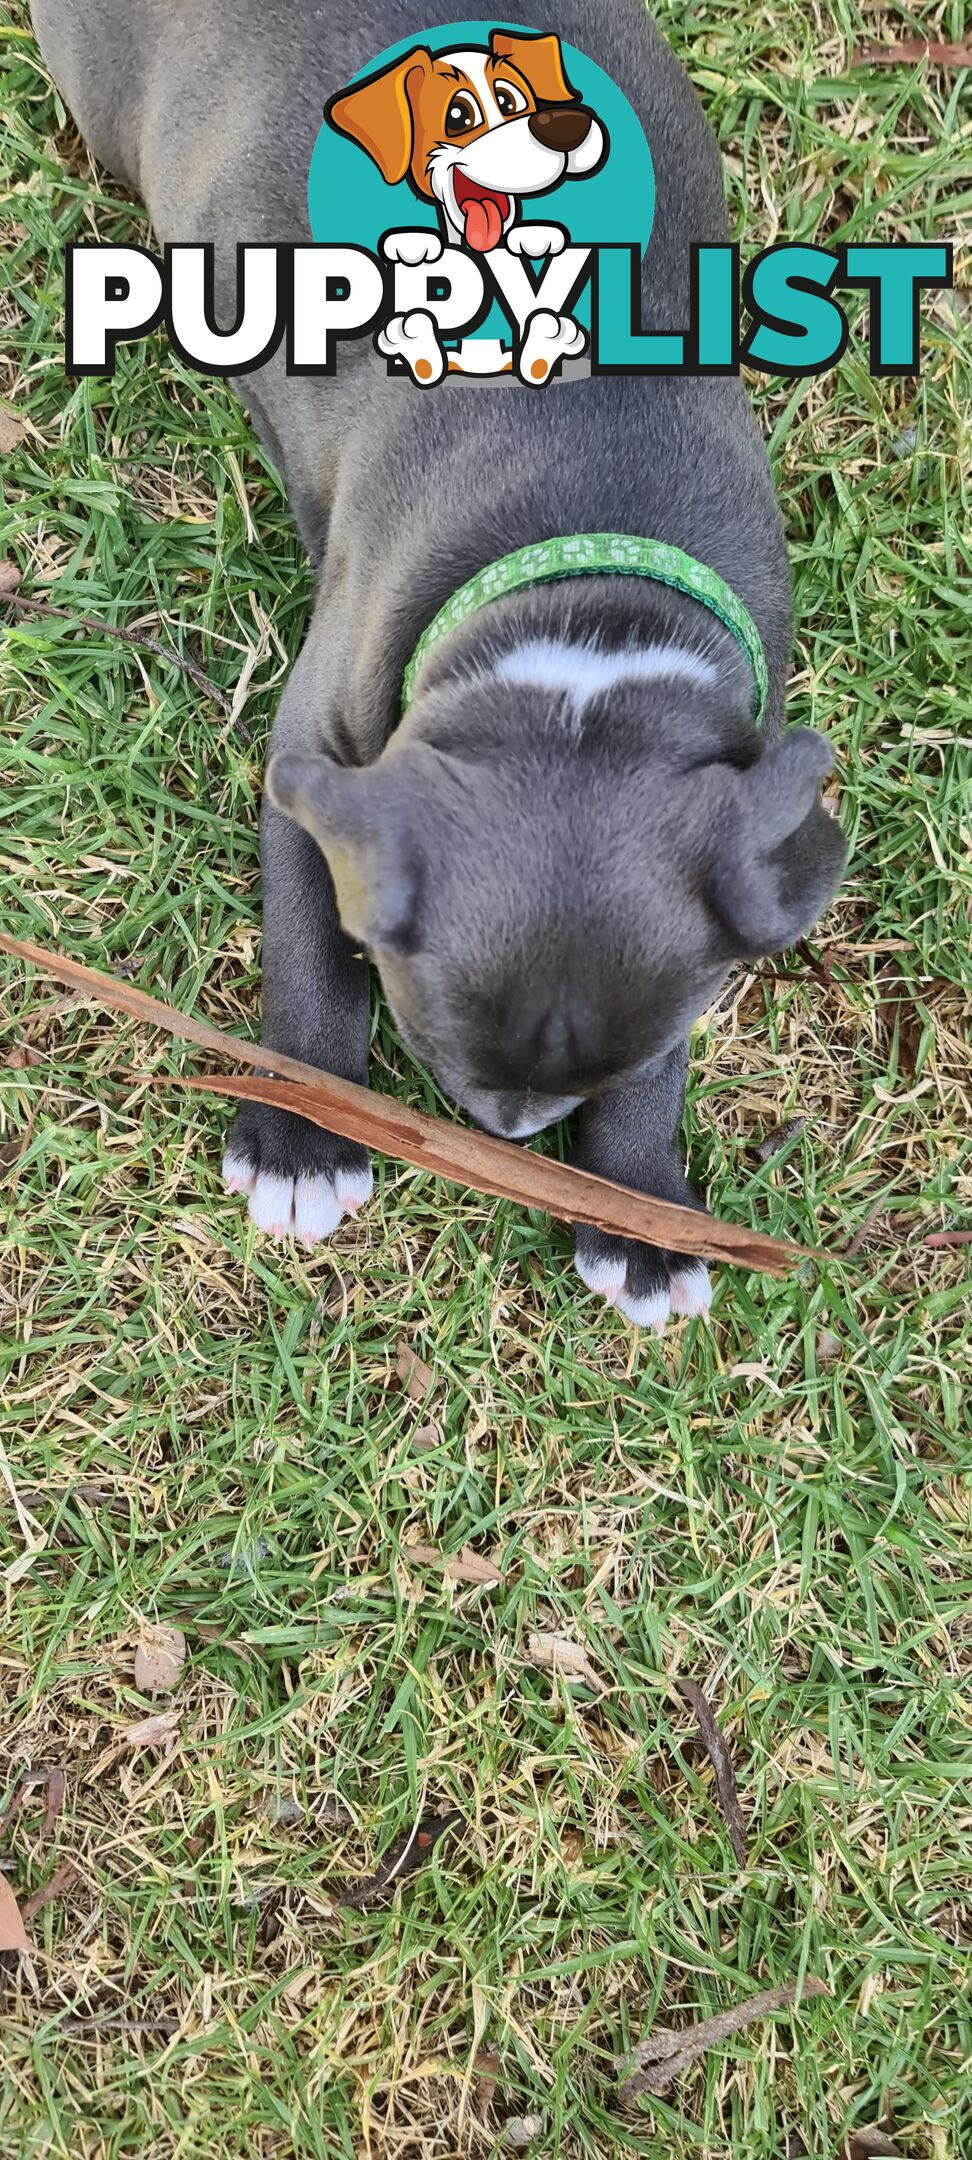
[308,21,654,257]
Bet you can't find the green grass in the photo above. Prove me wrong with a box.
[1,2,970,2155]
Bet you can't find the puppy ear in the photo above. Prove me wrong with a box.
[326,48,433,186]
[489,28,578,103]
[266,753,417,949]
[710,729,847,956]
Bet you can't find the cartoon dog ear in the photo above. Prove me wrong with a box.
[326,48,434,186]
[489,28,578,104]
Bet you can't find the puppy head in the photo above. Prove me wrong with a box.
[267,689,845,1137]
[327,33,602,250]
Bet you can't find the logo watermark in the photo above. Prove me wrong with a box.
[64,21,952,386]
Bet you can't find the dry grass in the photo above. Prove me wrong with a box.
[1,0,970,2155]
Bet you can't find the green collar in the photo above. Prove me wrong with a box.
[401,531,769,724]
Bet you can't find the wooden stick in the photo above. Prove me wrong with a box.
[1,574,232,713]
[0,930,814,1273]
[853,40,972,68]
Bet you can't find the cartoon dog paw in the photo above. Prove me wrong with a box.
[505,224,567,259]
[376,309,446,384]
[518,308,587,385]
[381,230,444,266]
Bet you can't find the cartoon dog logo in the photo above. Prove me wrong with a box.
[326,28,607,383]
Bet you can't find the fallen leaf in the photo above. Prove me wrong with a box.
[754,1116,808,1163]
[0,560,22,595]
[340,1805,464,1909]
[874,962,924,1079]
[122,1709,181,1750]
[396,1340,434,1401]
[473,2047,502,2120]
[4,1043,44,1069]
[0,1876,29,1953]
[19,1860,79,1928]
[618,1977,829,2102]
[0,1776,31,1837]
[134,1623,186,1695]
[0,1766,65,1839]
[674,1677,748,1867]
[271,1796,304,1829]
[526,1631,608,1696]
[255,1889,285,1946]
[405,1543,503,1587]
[0,407,27,455]
[41,1769,65,1842]
[847,2134,904,2159]
[503,2118,544,2149]
[0,1136,26,1181]
[411,1422,444,1452]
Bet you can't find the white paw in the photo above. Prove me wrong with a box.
[518,308,587,385]
[222,1150,373,1249]
[381,230,444,266]
[376,309,446,384]
[575,1251,711,1334]
[668,1262,713,1320]
[506,224,566,259]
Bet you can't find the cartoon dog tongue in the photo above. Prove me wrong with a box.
[456,178,509,253]
[463,192,504,252]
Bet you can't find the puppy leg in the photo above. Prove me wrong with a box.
[223,640,373,1247]
[571,1045,712,1332]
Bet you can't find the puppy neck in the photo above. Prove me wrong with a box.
[402,576,761,763]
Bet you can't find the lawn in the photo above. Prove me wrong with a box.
[1,2,970,2155]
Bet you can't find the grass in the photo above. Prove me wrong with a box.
[1,0,970,2154]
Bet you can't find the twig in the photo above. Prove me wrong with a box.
[19,1860,79,1927]
[843,1200,885,1259]
[618,1977,829,2103]
[674,1677,747,1867]
[853,40,972,67]
[1,581,232,714]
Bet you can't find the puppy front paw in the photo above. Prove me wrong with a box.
[574,1228,711,1334]
[223,1103,372,1249]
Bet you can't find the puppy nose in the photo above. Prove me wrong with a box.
[527,104,592,153]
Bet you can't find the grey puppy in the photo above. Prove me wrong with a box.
[33,0,846,1329]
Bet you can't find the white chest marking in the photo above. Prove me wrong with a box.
[495,637,718,709]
